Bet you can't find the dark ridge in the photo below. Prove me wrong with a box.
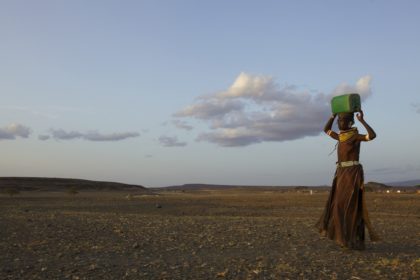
[0,177,147,192]
[158,182,419,192]
[363,181,419,192]
[385,179,420,187]
[364,181,390,190]
[157,184,326,191]
[161,184,285,191]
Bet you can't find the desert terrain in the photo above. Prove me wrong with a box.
[1,186,419,279]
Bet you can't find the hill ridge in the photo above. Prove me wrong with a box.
[0,177,146,192]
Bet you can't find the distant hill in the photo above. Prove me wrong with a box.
[161,184,250,191]
[158,183,322,191]
[160,184,282,191]
[364,181,390,191]
[0,177,147,192]
[385,179,420,187]
[363,181,420,192]
[159,182,419,192]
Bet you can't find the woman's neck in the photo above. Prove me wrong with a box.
[340,127,356,133]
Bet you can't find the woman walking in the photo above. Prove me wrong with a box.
[316,110,380,250]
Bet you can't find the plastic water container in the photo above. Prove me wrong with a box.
[331,93,361,114]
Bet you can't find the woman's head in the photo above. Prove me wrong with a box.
[338,113,354,131]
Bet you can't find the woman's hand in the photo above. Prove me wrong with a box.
[356,110,377,140]
[356,110,364,122]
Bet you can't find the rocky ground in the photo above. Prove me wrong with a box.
[0,190,419,279]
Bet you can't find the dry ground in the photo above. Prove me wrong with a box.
[0,189,419,279]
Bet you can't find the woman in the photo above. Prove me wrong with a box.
[316,110,380,250]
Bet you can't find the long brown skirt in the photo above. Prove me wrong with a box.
[316,165,378,250]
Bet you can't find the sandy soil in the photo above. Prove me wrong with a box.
[1,190,419,279]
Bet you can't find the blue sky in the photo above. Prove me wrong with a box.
[1,0,419,187]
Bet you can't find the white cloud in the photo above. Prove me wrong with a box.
[174,73,373,147]
[331,75,372,101]
[48,129,140,142]
[0,123,31,140]
[219,72,277,100]
[158,136,187,147]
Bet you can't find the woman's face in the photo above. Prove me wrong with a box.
[338,117,353,131]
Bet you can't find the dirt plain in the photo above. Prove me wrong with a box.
[1,189,419,279]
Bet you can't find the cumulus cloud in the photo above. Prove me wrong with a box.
[331,75,373,101]
[0,123,31,140]
[174,72,373,147]
[158,136,187,147]
[47,129,140,142]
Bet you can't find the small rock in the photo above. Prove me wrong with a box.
[217,269,228,278]
[132,242,140,249]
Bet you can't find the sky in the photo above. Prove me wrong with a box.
[1,0,419,187]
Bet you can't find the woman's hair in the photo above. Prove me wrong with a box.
[338,112,354,121]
